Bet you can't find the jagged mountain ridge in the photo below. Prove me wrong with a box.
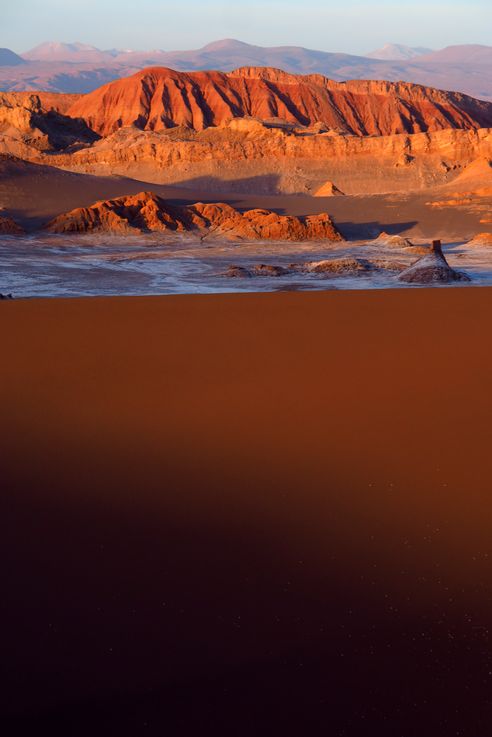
[45,190,342,240]
[65,65,492,136]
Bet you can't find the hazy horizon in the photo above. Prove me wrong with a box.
[3,0,491,56]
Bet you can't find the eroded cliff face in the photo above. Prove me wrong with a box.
[0,91,81,127]
[46,124,492,196]
[65,66,492,137]
[0,91,96,155]
[2,67,492,198]
[45,191,343,241]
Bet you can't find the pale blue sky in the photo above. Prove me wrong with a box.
[3,0,491,54]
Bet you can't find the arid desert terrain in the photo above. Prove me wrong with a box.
[1,64,492,296]
[2,47,492,736]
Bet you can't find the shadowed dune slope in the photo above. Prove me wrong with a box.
[1,288,492,734]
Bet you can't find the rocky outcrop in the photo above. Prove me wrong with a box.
[301,258,375,274]
[314,181,344,196]
[204,207,342,241]
[398,240,471,283]
[0,91,97,155]
[299,258,405,274]
[65,66,492,137]
[224,265,253,278]
[224,258,406,279]
[370,233,431,254]
[42,124,492,196]
[45,191,342,241]
[46,192,192,234]
[0,215,24,234]
[372,232,416,248]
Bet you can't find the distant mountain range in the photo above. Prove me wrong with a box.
[366,44,433,61]
[0,39,491,101]
[0,48,25,66]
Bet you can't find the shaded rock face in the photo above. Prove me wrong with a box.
[45,191,342,242]
[0,92,98,154]
[0,215,24,234]
[65,66,492,137]
[398,240,471,283]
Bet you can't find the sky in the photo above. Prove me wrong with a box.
[3,0,491,54]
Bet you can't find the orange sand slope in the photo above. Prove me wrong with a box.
[2,288,492,733]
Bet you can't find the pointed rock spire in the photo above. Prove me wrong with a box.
[398,239,471,283]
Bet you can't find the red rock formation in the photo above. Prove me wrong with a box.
[66,66,492,137]
[0,91,97,154]
[45,192,190,234]
[45,191,342,241]
[41,123,492,197]
[3,72,492,198]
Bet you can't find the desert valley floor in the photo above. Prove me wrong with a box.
[2,181,492,297]
[3,231,492,298]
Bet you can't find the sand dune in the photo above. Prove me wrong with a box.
[2,288,492,733]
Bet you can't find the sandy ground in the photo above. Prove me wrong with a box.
[2,288,492,734]
[1,159,491,240]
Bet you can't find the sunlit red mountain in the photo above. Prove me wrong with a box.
[66,65,492,136]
